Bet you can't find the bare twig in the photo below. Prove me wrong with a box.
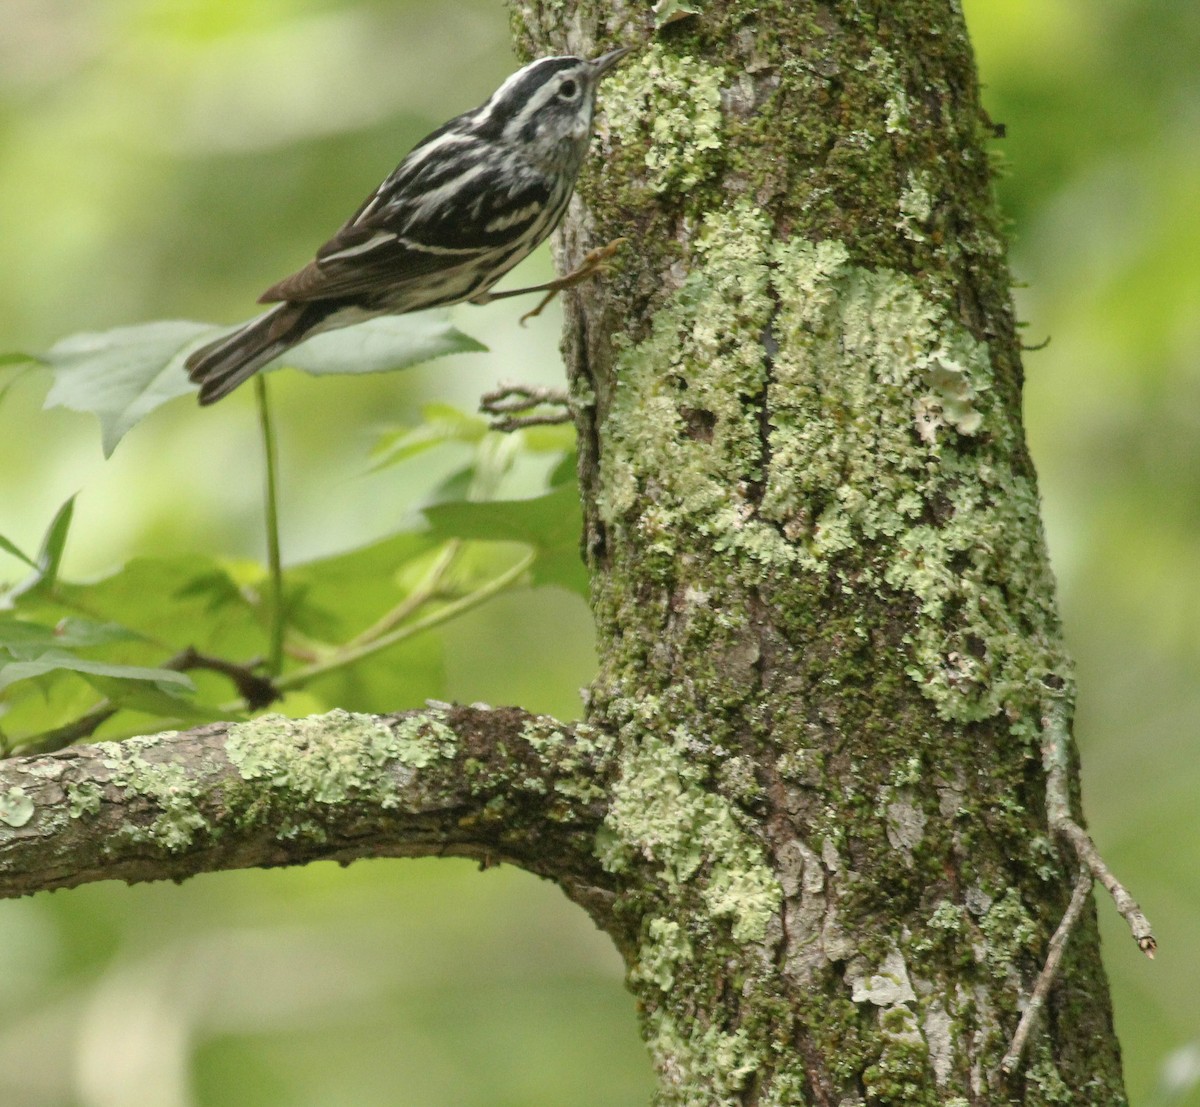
[12,704,120,758]
[1001,865,1093,1074]
[479,383,572,432]
[165,647,279,710]
[1041,701,1156,956]
[9,649,278,759]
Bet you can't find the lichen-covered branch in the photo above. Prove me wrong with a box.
[0,706,617,919]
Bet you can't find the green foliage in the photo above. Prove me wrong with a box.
[0,4,632,1103]
[0,321,582,752]
[14,316,484,457]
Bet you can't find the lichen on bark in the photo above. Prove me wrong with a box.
[515,0,1129,1102]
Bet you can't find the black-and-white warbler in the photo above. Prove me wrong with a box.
[186,46,632,405]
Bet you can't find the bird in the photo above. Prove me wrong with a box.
[185,46,633,405]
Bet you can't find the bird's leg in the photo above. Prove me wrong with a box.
[471,238,627,324]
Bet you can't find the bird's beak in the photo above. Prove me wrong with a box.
[591,45,634,78]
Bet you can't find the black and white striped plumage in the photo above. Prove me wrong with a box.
[186,47,631,404]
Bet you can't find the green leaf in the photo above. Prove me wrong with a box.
[286,530,443,643]
[370,404,490,470]
[29,554,266,671]
[43,321,213,456]
[0,617,142,660]
[280,315,486,377]
[424,483,586,595]
[285,531,449,711]
[6,496,77,604]
[40,316,484,455]
[548,448,579,489]
[0,534,38,571]
[0,651,194,696]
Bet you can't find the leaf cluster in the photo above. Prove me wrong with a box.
[0,319,581,756]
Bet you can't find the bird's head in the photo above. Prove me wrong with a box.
[474,47,633,173]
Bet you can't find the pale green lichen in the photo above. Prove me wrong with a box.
[630,916,693,992]
[898,169,934,241]
[603,45,725,194]
[0,785,34,827]
[389,712,457,768]
[652,0,700,28]
[980,888,1039,981]
[646,1012,762,1104]
[599,199,1068,726]
[1025,1052,1077,1105]
[227,709,453,818]
[522,718,611,805]
[599,727,780,944]
[866,46,910,134]
[222,709,456,841]
[66,777,103,818]
[98,732,207,852]
[913,330,989,442]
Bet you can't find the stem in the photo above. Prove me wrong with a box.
[345,541,461,649]
[9,549,530,752]
[255,375,285,676]
[271,549,534,695]
[1001,866,1094,1074]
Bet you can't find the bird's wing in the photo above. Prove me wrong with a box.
[259,135,551,305]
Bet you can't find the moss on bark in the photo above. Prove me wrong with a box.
[514,1,1127,1103]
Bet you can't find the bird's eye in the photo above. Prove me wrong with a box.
[558,78,580,100]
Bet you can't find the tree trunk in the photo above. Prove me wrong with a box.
[0,3,1140,1104]
[515,2,1129,1102]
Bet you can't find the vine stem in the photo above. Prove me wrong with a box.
[344,540,461,649]
[270,549,534,695]
[254,375,285,676]
[10,547,534,750]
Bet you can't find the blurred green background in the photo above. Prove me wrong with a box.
[0,0,1195,1103]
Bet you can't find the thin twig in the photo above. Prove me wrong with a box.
[344,541,460,650]
[8,648,279,758]
[269,550,535,696]
[479,383,572,433]
[489,412,576,432]
[12,704,120,758]
[1000,865,1093,1074]
[1041,701,1156,955]
[164,647,279,710]
[8,555,528,754]
[254,375,286,677]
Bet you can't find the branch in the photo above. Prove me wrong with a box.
[479,383,572,432]
[1041,700,1156,955]
[1001,865,1093,1074]
[0,706,617,921]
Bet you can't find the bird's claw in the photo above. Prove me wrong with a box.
[518,238,628,325]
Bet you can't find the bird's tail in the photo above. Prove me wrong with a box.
[185,302,324,405]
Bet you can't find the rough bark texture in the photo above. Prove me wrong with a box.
[0,707,616,922]
[510,1,1127,1103]
[0,3,1132,1105]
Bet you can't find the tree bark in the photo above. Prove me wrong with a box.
[512,1,1131,1102]
[0,2,1137,1104]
